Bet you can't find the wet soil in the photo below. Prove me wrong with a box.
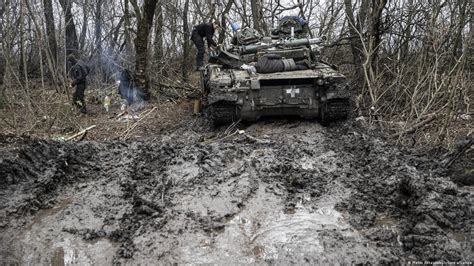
[0,118,472,264]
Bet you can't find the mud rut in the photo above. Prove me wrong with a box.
[0,120,472,264]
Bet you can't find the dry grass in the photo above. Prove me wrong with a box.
[0,81,198,141]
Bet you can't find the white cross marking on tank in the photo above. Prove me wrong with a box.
[286,86,300,98]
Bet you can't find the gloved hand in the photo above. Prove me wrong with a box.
[240,64,257,74]
[247,66,256,74]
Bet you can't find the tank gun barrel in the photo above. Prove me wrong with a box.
[239,36,327,55]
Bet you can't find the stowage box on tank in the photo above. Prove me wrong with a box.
[201,17,351,125]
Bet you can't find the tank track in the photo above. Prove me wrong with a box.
[321,98,351,123]
[205,101,239,126]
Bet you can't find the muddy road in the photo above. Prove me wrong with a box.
[0,119,472,264]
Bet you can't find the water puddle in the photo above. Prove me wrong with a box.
[449,232,470,242]
[47,237,118,266]
[238,203,351,261]
[166,185,379,264]
[206,186,371,263]
[27,197,74,230]
[14,195,119,265]
[374,215,398,228]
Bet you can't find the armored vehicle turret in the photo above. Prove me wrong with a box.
[201,17,351,125]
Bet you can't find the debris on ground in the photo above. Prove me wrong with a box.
[0,117,471,264]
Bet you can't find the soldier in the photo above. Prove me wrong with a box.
[68,55,90,113]
[118,69,134,106]
[191,21,220,70]
[273,16,309,38]
[254,54,310,73]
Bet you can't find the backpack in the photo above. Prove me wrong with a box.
[234,28,262,45]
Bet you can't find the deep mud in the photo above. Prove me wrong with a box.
[0,119,472,264]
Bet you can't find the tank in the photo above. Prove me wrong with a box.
[200,17,351,125]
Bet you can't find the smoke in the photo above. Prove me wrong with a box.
[80,44,148,115]
[117,69,147,113]
[127,86,146,113]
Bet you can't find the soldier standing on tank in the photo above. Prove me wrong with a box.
[68,55,90,114]
[191,21,220,70]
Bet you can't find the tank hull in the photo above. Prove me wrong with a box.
[203,64,350,125]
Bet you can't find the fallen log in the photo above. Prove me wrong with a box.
[66,125,97,141]
[441,136,473,168]
[390,114,437,139]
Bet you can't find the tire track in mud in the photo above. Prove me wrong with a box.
[0,121,472,264]
[326,124,472,262]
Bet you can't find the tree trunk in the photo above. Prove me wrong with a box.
[59,0,79,65]
[1,1,8,85]
[19,0,25,77]
[0,0,8,107]
[123,0,134,55]
[153,0,163,64]
[170,1,177,54]
[79,5,87,50]
[208,0,217,20]
[344,0,366,82]
[251,0,266,34]
[452,0,468,58]
[95,0,103,55]
[134,0,158,100]
[400,0,414,58]
[218,0,234,44]
[182,0,190,81]
[368,0,387,75]
[469,1,474,71]
[95,0,105,80]
[42,0,57,65]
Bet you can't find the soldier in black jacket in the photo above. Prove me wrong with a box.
[68,55,90,113]
[191,22,219,70]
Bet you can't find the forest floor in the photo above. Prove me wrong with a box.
[0,96,473,264]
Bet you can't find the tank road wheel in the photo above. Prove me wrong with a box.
[320,101,328,125]
[204,101,239,126]
[320,99,351,125]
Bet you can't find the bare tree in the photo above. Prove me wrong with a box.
[59,0,79,60]
[78,3,87,50]
[182,0,191,81]
[42,0,57,65]
[251,0,266,34]
[131,0,158,99]
[367,0,387,75]
[95,0,103,55]
[154,1,164,64]
[0,0,8,107]
[0,0,471,145]
[452,0,469,58]
[218,0,234,44]
[344,0,369,83]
